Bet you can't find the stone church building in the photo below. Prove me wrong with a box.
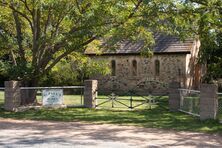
[85,33,201,94]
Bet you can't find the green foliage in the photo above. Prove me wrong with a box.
[70,53,110,80]
[184,0,222,82]
[0,0,220,85]
[140,48,154,58]
[39,53,110,86]
[0,0,194,83]
[200,31,222,82]
[0,0,148,82]
[39,60,78,86]
[158,0,222,82]
[0,60,9,85]
[0,60,8,77]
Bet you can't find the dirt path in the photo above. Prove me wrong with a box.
[0,118,221,148]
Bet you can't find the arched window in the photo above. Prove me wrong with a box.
[111,60,116,76]
[155,60,160,76]
[178,68,181,77]
[132,60,137,76]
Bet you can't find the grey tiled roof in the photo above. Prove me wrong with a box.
[85,33,194,55]
[153,34,193,53]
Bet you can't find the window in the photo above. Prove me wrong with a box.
[155,60,160,76]
[111,60,116,76]
[132,60,137,76]
[178,68,181,77]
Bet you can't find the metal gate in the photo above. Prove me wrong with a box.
[96,77,169,109]
[178,89,200,117]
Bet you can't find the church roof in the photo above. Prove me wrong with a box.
[85,33,194,55]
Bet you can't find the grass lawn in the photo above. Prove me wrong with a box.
[0,91,4,106]
[0,91,222,134]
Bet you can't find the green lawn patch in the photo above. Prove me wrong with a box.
[0,91,4,106]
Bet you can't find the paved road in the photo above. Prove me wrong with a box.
[0,118,221,148]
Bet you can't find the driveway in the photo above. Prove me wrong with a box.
[0,118,221,148]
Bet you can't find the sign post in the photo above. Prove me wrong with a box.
[42,89,65,108]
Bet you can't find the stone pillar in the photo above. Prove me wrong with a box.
[169,81,181,111]
[200,84,218,120]
[4,81,21,111]
[84,80,98,108]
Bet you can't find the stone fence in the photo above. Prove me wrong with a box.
[169,82,219,120]
[3,80,220,121]
[4,80,98,111]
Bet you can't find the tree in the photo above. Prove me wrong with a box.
[0,0,150,104]
[140,0,221,82]
[199,31,222,82]
[2,0,218,103]
[182,0,222,82]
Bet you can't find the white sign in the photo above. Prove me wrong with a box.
[42,89,63,106]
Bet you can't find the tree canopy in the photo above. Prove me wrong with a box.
[0,0,150,84]
[184,0,222,81]
[0,0,221,85]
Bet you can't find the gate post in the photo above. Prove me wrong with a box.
[4,81,21,111]
[169,81,181,111]
[84,80,98,108]
[200,84,218,120]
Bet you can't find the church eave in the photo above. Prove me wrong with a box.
[85,51,191,56]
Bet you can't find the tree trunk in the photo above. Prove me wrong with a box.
[20,78,39,105]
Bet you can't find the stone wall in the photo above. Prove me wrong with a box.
[84,80,98,108]
[200,84,218,120]
[169,82,181,111]
[90,54,191,94]
[4,81,21,111]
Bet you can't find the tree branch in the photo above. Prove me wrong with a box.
[10,49,17,66]
[43,36,97,74]
[12,11,26,62]
[9,4,34,32]
[32,8,41,67]
[128,0,143,19]
[20,0,33,15]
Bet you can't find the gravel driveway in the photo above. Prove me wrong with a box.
[0,118,221,148]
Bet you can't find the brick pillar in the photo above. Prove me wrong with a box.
[169,81,181,111]
[4,81,21,111]
[84,80,98,108]
[200,84,218,120]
